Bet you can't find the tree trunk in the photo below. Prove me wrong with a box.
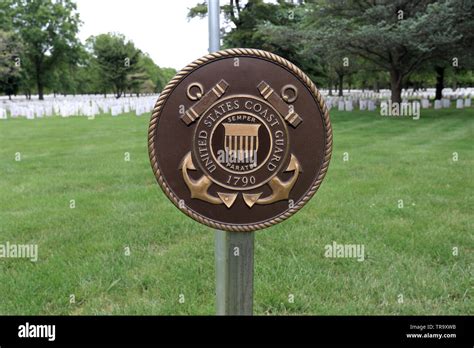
[389,69,402,104]
[328,80,333,96]
[435,66,444,100]
[338,73,344,97]
[37,80,44,100]
[35,63,44,100]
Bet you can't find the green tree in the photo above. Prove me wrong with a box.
[128,54,176,95]
[429,0,474,99]
[137,54,162,94]
[188,1,320,79]
[88,33,141,98]
[260,14,357,95]
[156,67,177,92]
[0,0,15,31]
[127,67,148,97]
[11,0,82,100]
[303,0,473,103]
[0,30,22,99]
[188,0,298,48]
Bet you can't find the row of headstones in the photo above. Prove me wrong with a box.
[434,99,472,109]
[326,97,472,112]
[0,96,157,119]
[321,88,474,101]
[1,91,472,118]
[0,93,158,101]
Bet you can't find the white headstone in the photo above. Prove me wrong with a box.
[325,98,332,110]
[338,100,345,111]
[456,99,464,109]
[111,105,121,116]
[434,100,442,109]
[368,100,376,111]
[345,100,353,112]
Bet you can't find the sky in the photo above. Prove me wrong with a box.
[75,0,210,70]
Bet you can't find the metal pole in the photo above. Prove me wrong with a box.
[209,0,254,316]
[215,231,254,315]
[208,0,220,53]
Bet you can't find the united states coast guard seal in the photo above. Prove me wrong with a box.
[148,49,332,232]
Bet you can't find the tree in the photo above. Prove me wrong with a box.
[127,68,148,97]
[260,17,358,95]
[11,0,82,100]
[0,30,22,99]
[137,53,164,94]
[188,0,322,80]
[428,1,474,99]
[188,0,298,48]
[51,46,98,95]
[304,0,473,103]
[0,0,15,31]
[156,67,177,92]
[88,33,141,98]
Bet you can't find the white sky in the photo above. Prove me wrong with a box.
[75,0,209,70]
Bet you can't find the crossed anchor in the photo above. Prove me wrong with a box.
[180,80,303,208]
[180,152,301,208]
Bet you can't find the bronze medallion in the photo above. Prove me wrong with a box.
[148,49,332,231]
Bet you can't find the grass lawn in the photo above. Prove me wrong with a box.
[0,107,472,315]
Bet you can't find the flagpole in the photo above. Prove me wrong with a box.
[209,0,254,316]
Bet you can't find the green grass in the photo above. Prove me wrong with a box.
[0,108,472,315]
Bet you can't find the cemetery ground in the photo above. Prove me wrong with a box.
[0,107,472,315]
